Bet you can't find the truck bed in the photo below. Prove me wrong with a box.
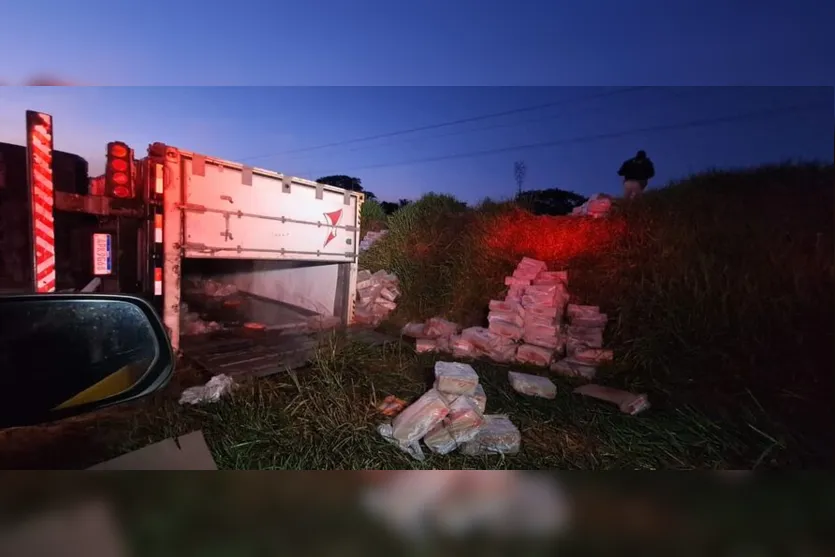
[181,329,319,378]
[179,290,320,377]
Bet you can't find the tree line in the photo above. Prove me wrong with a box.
[315,174,588,217]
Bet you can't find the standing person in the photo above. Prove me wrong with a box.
[617,150,655,200]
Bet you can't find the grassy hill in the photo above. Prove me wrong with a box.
[360,162,834,467]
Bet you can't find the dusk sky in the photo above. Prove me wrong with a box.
[0,1,832,203]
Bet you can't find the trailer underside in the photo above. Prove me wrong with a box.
[179,290,397,378]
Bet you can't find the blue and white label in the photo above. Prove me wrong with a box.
[92,233,112,275]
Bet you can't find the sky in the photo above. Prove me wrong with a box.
[0,0,832,86]
[0,86,831,203]
[0,0,832,203]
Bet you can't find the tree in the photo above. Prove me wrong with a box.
[379,198,412,215]
[513,160,527,196]
[516,187,588,216]
[315,175,375,199]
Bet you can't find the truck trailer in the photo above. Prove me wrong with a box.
[0,110,364,373]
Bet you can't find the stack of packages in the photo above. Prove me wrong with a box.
[404,318,461,355]
[377,361,521,461]
[353,269,401,326]
[550,304,613,379]
[401,257,615,378]
[497,257,570,367]
[359,229,389,252]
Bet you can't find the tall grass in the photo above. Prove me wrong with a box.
[361,163,834,466]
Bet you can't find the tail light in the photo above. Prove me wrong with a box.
[105,141,133,198]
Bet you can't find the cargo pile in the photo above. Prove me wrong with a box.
[402,257,614,379]
[353,269,401,326]
[570,193,614,218]
[359,229,389,252]
[377,361,521,461]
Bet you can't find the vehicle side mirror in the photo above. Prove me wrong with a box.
[0,294,175,428]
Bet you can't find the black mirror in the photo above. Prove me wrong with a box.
[0,294,175,428]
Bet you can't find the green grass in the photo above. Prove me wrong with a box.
[0,163,830,469]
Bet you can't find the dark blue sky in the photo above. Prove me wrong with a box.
[0,0,832,202]
[1,0,832,86]
[0,87,831,203]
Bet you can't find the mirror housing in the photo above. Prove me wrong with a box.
[0,294,175,428]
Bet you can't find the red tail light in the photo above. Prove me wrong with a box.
[105,141,133,198]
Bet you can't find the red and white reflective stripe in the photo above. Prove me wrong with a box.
[154,214,163,243]
[28,112,55,293]
[155,163,164,194]
[154,267,162,296]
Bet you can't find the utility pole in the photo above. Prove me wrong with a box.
[513,160,527,198]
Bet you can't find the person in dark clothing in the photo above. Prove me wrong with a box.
[617,150,655,199]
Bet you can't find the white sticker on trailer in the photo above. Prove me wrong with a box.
[92,233,113,275]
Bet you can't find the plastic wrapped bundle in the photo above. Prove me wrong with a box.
[515,344,553,367]
[425,318,460,338]
[508,371,557,399]
[460,415,521,456]
[445,395,485,444]
[390,389,450,445]
[423,423,458,455]
[434,361,479,396]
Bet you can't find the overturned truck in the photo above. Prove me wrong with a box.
[1,110,364,376]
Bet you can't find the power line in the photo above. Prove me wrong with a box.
[302,86,719,160]
[324,101,827,174]
[238,87,650,162]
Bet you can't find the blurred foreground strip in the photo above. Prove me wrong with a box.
[361,470,569,540]
[0,499,127,557]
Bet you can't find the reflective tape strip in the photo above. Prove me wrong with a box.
[154,267,163,296]
[155,163,164,194]
[154,214,163,243]
[27,112,55,293]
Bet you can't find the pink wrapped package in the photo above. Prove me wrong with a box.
[487,310,525,329]
[527,283,560,297]
[524,322,558,338]
[524,313,558,329]
[525,305,558,319]
[415,338,439,353]
[425,317,460,338]
[435,335,453,353]
[534,270,568,285]
[451,337,479,359]
[571,314,609,329]
[488,299,524,317]
[515,343,553,367]
[522,332,561,351]
[573,347,613,365]
[517,257,547,273]
[566,326,604,349]
[550,358,597,380]
[434,361,479,395]
[438,383,486,414]
[461,327,514,353]
[401,322,428,338]
[505,285,526,302]
[488,319,523,341]
[504,276,531,287]
[567,304,601,320]
[522,294,556,309]
[445,395,485,444]
[487,343,518,363]
[390,388,450,445]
